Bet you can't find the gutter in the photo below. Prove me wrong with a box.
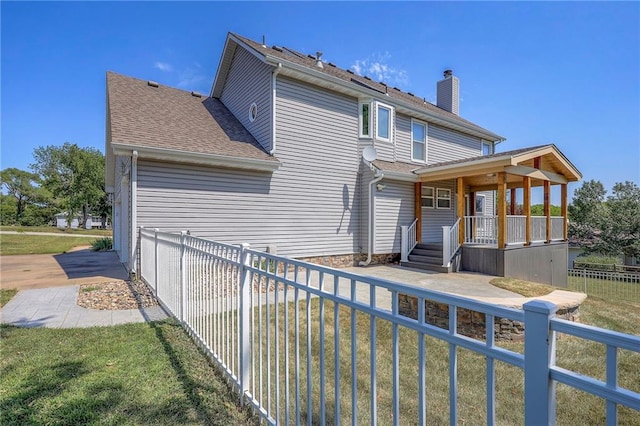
[270,63,282,155]
[111,142,280,172]
[360,167,384,267]
[130,150,138,272]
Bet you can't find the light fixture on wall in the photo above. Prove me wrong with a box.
[376,183,386,191]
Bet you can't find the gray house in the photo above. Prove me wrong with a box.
[105,32,581,285]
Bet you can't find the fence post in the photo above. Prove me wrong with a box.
[239,243,252,402]
[180,231,187,323]
[154,228,159,296]
[400,226,408,262]
[524,300,557,425]
[583,268,587,293]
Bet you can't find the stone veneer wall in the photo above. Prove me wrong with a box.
[398,294,581,341]
[297,253,400,268]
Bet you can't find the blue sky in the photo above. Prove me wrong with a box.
[2,1,638,200]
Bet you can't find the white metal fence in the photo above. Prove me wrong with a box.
[506,215,527,244]
[568,268,640,302]
[139,227,640,425]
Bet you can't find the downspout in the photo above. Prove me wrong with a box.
[270,63,282,155]
[130,150,138,272]
[359,170,384,266]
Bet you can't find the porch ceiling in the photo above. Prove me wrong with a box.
[416,144,581,190]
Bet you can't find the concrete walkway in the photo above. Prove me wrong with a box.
[0,285,167,328]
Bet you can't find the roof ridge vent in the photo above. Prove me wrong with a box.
[191,91,203,98]
[147,80,159,88]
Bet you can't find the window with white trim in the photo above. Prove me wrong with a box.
[411,119,427,162]
[376,102,393,142]
[421,186,434,208]
[482,141,493,156]
[359,101,371,138]
[437,188,451,209]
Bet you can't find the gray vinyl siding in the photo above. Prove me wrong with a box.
[428,124,482,164]
[395,114,412,163]
[219,47,272,152]
[477,190,495,216]
[374,179,414,254]
[137,76,361,258]
[421,180,456,242]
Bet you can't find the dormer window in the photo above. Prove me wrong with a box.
[482,141,493,155]
[376,101,393,143]
[359,101,371,138]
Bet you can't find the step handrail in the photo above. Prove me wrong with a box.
[400,218,419,262]
[442,217,461,268]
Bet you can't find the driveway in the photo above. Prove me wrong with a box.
[1,249,129,291]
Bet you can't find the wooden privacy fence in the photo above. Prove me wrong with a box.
[139,227,639,425]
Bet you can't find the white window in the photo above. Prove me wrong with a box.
[437,188,451,209]
[376,102,393,142]
[421,186,434,208]
[359,101,371,138]
[475,194,486,215]
[482,141,493,156]
[411,119,427,162]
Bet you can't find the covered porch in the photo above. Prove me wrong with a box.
[402,145,582,285]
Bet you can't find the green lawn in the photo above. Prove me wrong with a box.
[245,279,639,425]
[0,225,112,236]
[0,320,258,426]
[0,234,99,255]
[0,289,18,307]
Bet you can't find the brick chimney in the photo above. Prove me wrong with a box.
[436,69,459,115]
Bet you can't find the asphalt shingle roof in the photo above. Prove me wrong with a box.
[107,71,276,162]
[232,33,502,140]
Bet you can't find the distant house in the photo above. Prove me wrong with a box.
[105,32,581,286]
[55,213,108,229]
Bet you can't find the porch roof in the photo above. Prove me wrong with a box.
[413,144,582,189]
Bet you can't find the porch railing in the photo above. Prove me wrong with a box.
[464,215,497,244]
[139,227,640,425]
[531,216,547,243]
[400,218,418,262]
[506,215,527,244]
[463,215,565,246]
[442,217,461,267]
[551,216,564,241]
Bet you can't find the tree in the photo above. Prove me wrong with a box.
[0,168,46,223]
[568,180,640,259]
[31,143,107,228]
[601,181,640,258]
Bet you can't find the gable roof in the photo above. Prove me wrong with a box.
[415,144,582,186]
[370,145,582,187]
[106,71,279,176]
[212,33,505,142]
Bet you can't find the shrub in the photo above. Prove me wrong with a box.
[91,237,112,251]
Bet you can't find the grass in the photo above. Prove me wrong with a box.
[0,225,112,236]
[0,289,18,307]
[240,280,640,425]
[0,234,99,255]
[0,320,259,426]
[91,237,113,251]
